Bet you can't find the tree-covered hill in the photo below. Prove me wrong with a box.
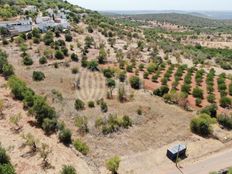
[117,13,232,28]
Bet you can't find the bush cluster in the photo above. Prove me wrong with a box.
[181,68,194,94]
[220,96,231,108]
[106,156,121,174]
[0,145,15,174]
[153,85,169,97]
[73,139,89,155]
[161,64,174,85]
[43,32,54,46]
[60,165,77,174]
[199,104,217,117]
[39,56,47,64]
[217,114,232,130]
[103,68,115,79]
[152,68,161,82]
[206,68,215,94]
[59,127,72,145]
[71,53,79,62]
[217,73,227,97]
[172,64,186,89]
[32,71,45,81]
[195,69,205,86]
[192,87,204,99]
[129,76,140,89]
[74,99,85,111]
[146,63,157,74]
[8,76,57,134]
[190,114,216,136]
[95,115,132,135]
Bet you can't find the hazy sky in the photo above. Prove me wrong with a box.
[68,0,232,11]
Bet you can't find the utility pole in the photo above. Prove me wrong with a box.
[176,144,180,168]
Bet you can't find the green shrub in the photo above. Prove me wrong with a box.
[143,71,149,79]
[100,101,108,113]
[0,146,9,164]
[39,56,47,64]
[126,64,133,72]
[98,48,107,64]
[181,84,191,94]
[139,64,144,71]
[22,89,35,108]
[129,76,140,89]
[87,60,98,71]
[71,53,78,62]
[118,71,126,82]
[122,115,132,129]
[207,94,215,103]
[152,74,159,82]
[195,98,202,106]
[217,114,232,130]
[23,56,33,65]
[42,118,57,134]
[97,114,132,135]
[146,63,157,74]
[8,77,57,134]
[200,104,217,117]
[153,85,169,97]
[32,71,45,81]
[75,116,89,134]
[59,128,72,145]
[161,77,168,85]
[43,32,54,46]
[73,139,89,155]
[106,78,116,89]
[32,96,57,127]
[74,99,85,111]
[33,37,40,44]
[88,101,95,108]
[2,64,14,79]
[65,33,73,42]
[87,25,93,33]
[190,114,215,136]
[106,156,120,174]
[8,76,28,100]
[0,50,8,73]
[220,96,232,108]
[0,145,15,174]
[184,75,192,84]
[71,67,79,74]
[55,50,64,59]
[61,47,69,56]
[192,87,204,99]
[137,108,142,115]
[60,165,77,174]
[103,68,115,79]
[195,69,205,85]
[0,164,15,174]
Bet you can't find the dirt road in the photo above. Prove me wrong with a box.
[165,147,232,174]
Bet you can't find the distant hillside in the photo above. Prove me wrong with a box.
[102,10,232,20]
[121,13,232,28]
[201,11,232,20]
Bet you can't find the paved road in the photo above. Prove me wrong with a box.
[165,148,232,174]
